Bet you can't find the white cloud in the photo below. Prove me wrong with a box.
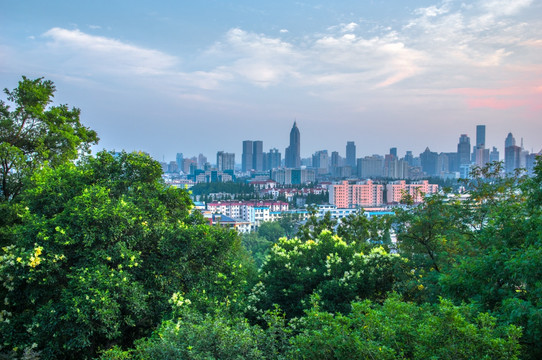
[24,0,540,111]
[481,0,533,17]
[42,27,178,75]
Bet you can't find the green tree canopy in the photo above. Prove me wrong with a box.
[0,151,249,359]
[0,76,98,202]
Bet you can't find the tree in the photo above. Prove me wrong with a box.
[257,221,286,243]
[336,212,393,252]
[0,76,98,202]
[393,159,542,359]
[290,295,521,360]
[247,230,406,318]
[0,151,249,359]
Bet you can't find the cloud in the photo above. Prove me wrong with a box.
[42,27,178,76]
[23,0,540,114]
[481,0,533,17]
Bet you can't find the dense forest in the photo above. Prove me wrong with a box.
[1,77,541,359]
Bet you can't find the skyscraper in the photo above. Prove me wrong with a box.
[285,122,300,168]
[490,147,499,162]
[457,134,471,167]
[176,153,184,171]
[242,140,253,172]
[197,153,207,169]
[217,151,235,171]
[476,125,486,147]
[253,140,264,171]
[266,148,281,170]
[346,141,356,167]
[505,133,521,174]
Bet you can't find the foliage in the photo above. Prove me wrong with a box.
[296,207,337,241]
[258,221,286,243]
[242,233,273,269]
[276,214,300,238]
[305,191,328,205]
[290,294,521,360]
[0,151,248,359]
[336,212,393,252]
[247,230,406,318]
[100,301,293,360]
[0,76,98,202]
[393,159,542,359]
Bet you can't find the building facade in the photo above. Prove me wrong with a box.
[285,122,301,168]
[329,180,384,208]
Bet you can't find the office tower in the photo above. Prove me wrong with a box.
[346,141,356,167]
[253,140,264,171]
[490,147,499,162]
[331,151,340,167]
[216,151,235,171]
[420,147,439,176]
[389,147,397,159]
[242,140,253,172]
[197,154,207,169]
[404,151,414,166]
[176,153,184,171]
[457,134,471,167]
[504,133,521,174]
[312,150,329,174]
[266,148,281,170]
[285,122,301,168]
[357,155,384,178]
[168,161,178,173]
[505,132,516,148]
[443,152,459,173]
[331,151,340,177]
[476,125,486,147]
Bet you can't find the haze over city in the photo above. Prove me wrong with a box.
[1,0,541,160]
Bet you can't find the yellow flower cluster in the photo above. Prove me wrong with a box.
[29,246,43,268]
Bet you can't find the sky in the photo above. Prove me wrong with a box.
[1,0,541,162]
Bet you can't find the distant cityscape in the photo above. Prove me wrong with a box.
[155,122,540,233]
[160,122,540,184]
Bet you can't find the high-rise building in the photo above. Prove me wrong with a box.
[357,155,384,178]
[476,125,486,147]
[176,153,184,171]
[457,134,471,167]
[504,133,521,174]
[242,140,253,172]
[198,154,207,169]
[266,148,281,170]
[253,140,264,171]
[420,147,439,176]
[312,150,329,174]
[505,132,516,148]
[404,151,414,166]
[346,141,356,168]
[217,151,235,171]
[285,122,301,168]
[389,147,397,159]
[331,151,340,168]
[490,147,499,162]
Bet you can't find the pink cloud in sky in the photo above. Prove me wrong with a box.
[450,84,542,111]
[466,97,529,109]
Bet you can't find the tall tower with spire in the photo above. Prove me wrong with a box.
[285,121,301,168]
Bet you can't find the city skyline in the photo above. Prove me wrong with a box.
[1,1,541,159]
[169,123,537,168]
